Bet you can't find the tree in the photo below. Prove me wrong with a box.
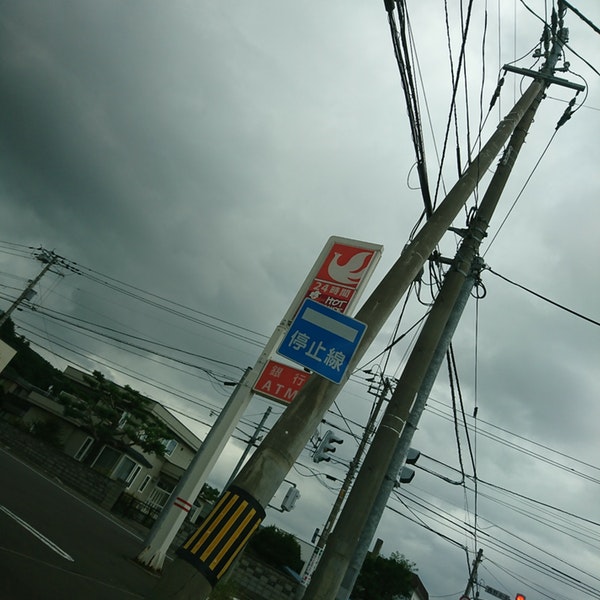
[0,317,62,391]
[58,370,171,463]
[199,483,220,504]
[353,551,416,600]
[29,419,64,449]
[247,525,303,573]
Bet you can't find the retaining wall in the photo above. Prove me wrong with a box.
[0,420,125,510]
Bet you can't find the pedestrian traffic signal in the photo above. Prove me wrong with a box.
[313,430,343,462]
[515,594,526,600]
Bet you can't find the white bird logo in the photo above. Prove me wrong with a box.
[327,251,371,285]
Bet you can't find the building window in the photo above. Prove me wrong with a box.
[117,411,130,430]
[92,446,121,476]
[112,455,140,485]
[126,464,142,488]
[75,436,94,461]
[162,439,177,456]
[138,474,152,494]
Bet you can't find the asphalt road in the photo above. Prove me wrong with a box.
[0,448,158,599]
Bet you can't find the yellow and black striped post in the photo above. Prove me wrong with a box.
[176,486,265,587]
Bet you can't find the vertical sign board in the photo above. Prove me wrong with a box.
[253,360,310,405]
[252,236,382,404]
[277,299,367,384]
[0,340,16,374]
[298,237,382,316]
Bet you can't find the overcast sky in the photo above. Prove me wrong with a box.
[1,2,599,599]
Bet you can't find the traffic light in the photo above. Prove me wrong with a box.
[313,430,343,462]
[399,466,415,483]
[281,486,300,511]
[397,447,420,484]
[515,595,526,600]
[406,447,421,464]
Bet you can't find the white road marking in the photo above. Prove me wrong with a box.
[0,504,74,562]
[0,449,143,541]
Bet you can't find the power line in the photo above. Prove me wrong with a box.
[485,266,600,327]
[424,400,600,485]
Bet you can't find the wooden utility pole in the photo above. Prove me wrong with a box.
[148,77,542,598]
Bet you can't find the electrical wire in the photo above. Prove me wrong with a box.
[484,267,600,327]
[484,129,558,253]
[393,488,600,598]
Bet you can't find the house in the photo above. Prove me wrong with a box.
[0,365,203,513]
[407,573,429,600]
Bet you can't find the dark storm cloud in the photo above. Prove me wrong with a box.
[1,2,599,598]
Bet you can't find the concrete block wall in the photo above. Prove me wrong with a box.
[0,420,125,510]
[230,553,300,600]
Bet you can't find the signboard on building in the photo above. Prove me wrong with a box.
[277,299,367,384]
[252,236,381,402]
[253,360,310,404]
[0,340,16,374]
[298,238,382,315]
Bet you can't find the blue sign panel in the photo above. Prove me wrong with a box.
[277,299,367,384]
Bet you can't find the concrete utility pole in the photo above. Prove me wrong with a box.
[0,249,57,328]
[464,548,484,599]
[335,264,481,600]
[306,15,573,599]
[298,377,392,596]
[318,379,390,550]
[148,78,543,599]
[223,406,272,492]
[139,239,376,571]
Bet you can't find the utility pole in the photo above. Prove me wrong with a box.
[463,549,484,599]
[148,77,542,598]
[305,13,575,599]
[223,406,272,491]
[297,377,392,597]
[335,264,481,600]
[318,378,390,550]
[0,249,57,328]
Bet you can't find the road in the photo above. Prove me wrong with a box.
[0,448,157,599]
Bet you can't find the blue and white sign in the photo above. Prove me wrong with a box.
[277,299,367,384]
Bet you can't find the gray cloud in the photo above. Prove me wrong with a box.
[1,1,599,598]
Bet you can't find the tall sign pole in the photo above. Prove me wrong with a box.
[136,367,255,571]
[148,80,542,599]
[137,237,380,571]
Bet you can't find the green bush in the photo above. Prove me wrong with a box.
[29,419,64,449]
[353,551,416,600]
[247,525,303,573]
